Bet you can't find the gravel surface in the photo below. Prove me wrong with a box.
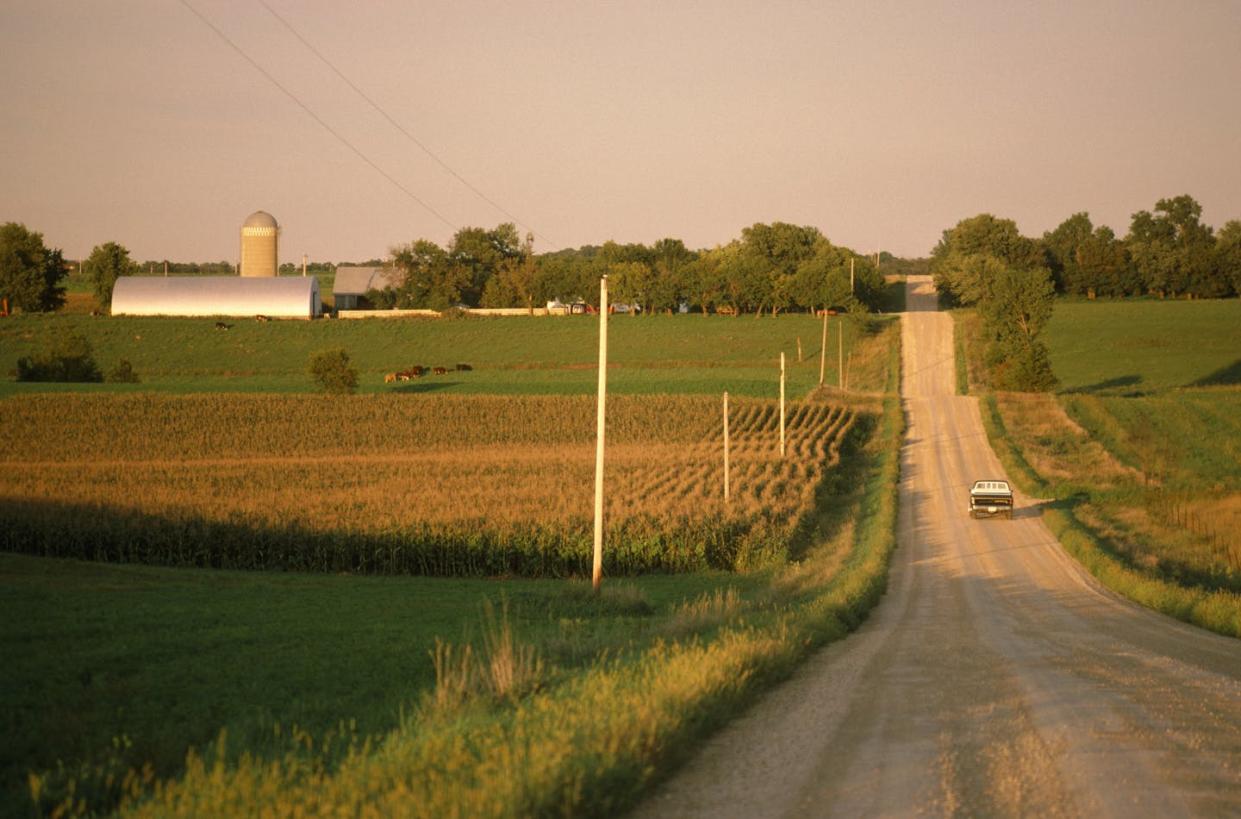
[632,276,1241,818]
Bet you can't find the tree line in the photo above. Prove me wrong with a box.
[372,221,888,315]
[929,193,1240,392]
[1051,196,1240,299]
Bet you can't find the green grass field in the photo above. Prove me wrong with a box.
[1,312,882,398]
[0,554,746,817]
[1044,299,1241,393]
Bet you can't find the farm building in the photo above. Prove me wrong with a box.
[239,211,279,277]
[333,266,403,310]
[111,276,321,318]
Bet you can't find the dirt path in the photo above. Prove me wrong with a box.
[632,276,1241,817]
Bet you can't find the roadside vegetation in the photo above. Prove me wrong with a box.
[957,299,1241,637]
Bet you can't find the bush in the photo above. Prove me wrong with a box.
[309,349,358,394]
[15,331,103,382]
[106,359,140,383]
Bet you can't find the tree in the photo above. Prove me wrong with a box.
[1215,220,1241,297]
[0,222,66,312]
[932,213,1057,390]
[15,330,103,382]
[930,214,1042,305]
[738,222,822,315]
[1074,226,1131,297]
[390,239,467,310]
[977,264,1058,391]
[649,238,695,313]
[1042,212,1094,294]
[86,241,134,308]
[608,261,652,313]
[309,349,358,394]
[106,359,140,383]
[684,246,727,314]
[1125,195,1219,297]
[448,224,523,305]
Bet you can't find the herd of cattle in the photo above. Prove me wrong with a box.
[384,363,472,383]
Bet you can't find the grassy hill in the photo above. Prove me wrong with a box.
[0,312,888,398]
[1045,299,1241,393]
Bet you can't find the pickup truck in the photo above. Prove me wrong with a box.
[969,479,1013,520]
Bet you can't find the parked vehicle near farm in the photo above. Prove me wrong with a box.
[969,479,1013,519]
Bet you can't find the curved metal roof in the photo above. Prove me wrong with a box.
[111,276,319,318]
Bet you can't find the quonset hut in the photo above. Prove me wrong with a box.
[111,276,321,318]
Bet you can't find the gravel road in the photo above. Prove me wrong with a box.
[632,275,1241,817]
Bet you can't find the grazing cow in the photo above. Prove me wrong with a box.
[255,314,271,322]
[455,363,472,372]
[432,366,448,376]
[384,373,397,384]
[410,365,425,377]
[215,321,233,330]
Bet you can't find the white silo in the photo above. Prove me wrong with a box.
[240,210,279,277]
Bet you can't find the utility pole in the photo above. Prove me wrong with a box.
[779,352,786,457]
[723,391,731,503]
[818,310,828,385]
[850,257,855,295]
[592,275,609,592]
[838,320,845,390]
[163,260,168,277]
[302,253,308,277]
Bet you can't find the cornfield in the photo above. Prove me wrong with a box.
[1,394,858,576]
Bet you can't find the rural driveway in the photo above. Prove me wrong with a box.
[632,275,1241,817]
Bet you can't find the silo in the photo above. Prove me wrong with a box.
[240,210,279,277]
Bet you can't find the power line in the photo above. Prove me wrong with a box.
[256,0,554,247]
[178,0,458,234]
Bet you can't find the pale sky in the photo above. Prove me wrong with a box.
[2,0,1239,263]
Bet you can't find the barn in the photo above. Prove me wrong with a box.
[333,266,403,310]
[111,276,321,318]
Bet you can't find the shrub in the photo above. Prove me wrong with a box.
[15,331,103,382]
[106,359,140,383]
[308,349,358,394]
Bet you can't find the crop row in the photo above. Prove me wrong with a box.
[1,394,856,576]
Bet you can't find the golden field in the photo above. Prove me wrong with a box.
[1,393,859,575]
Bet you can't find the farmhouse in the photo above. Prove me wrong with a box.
[111,276,321,318]
[333,266,403,310]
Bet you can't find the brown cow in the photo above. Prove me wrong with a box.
[432,366,448,375]
[384,373,397,384]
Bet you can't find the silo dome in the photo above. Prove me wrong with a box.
[240,210,279,277]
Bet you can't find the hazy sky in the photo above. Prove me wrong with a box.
[3,0,1239,263]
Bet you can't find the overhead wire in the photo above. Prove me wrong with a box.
[178,0,459,233]
[256,0,553,247]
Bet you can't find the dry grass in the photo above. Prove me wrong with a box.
[992,393,1138,487]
